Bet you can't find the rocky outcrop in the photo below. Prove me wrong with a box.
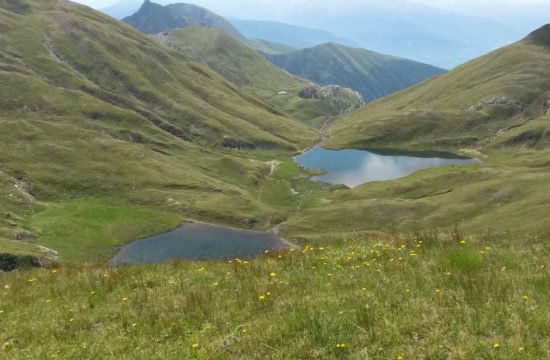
[222,135,255,149]
[467,96,523,112]
[299,85,364,114]
[0,253,42,272]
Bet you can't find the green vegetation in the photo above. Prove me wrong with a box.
[1,233,548,358]
[154,27,364,127]
[266,43,446,102]
[279,27,550,245]
[0,1,549,358]
[0,0,323,261]
[156,27,306,96]
[27,199,182,262]
[327,37,550,150]
[281,149,550,241]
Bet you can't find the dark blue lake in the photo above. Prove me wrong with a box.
[110,223,288,266]
[295,146,476,188]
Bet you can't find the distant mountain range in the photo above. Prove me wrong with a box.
[102,0,528,69]
[228,19,356,50]
[123,0,242,37]
[265,43,446,102]
[121,1,444,106]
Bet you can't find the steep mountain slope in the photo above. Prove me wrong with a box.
[229,18,356,49]
[327,26,550,150]
[123,0,243,38]
[266,43,446,102]
[153,27,364,127]
[0,0,319,260]
[154,27,304,93]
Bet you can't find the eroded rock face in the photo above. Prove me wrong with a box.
[299,85,364,114]
[467,96,523,112]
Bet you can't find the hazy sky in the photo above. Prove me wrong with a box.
[73,0,550,31]
[73,0,550,9]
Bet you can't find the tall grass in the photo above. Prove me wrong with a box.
[1,232,547,359]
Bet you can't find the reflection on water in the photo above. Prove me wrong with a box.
[110,223,288,266]
[295,146,476,188]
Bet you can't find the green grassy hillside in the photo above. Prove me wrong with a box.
[0,0,321,262]
[280,25,550,241]
[155,27,364,128]
[327,32,550,150]
[266,43,446,102]
[155,27,306,95]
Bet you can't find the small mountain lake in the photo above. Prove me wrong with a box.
[295,146,476,188]
[110,223,289,266]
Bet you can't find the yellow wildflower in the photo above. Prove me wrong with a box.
[270,272,277,277]
[191,343,200,349]
[258,295,265,301]
[493,342,500,349]
[522,294,529,300]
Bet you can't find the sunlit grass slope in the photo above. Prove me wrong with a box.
[155,27,362,128]
[1,232,548,359]
[327,27,550,150]
[0,0,321,260]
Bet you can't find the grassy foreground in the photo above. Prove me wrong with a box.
[1,232,548,359]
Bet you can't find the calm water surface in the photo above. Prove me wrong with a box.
[295,146,476,188]
[110,223,288,266]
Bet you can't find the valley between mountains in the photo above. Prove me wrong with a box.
[0,1,548,358]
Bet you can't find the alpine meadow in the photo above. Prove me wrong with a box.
[0,0,548,359]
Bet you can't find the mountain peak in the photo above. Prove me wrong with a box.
[124,1,243,38]
[525,24,550,47]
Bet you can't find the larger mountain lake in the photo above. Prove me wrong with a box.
[295,146,476,188]
[110,222,289,266]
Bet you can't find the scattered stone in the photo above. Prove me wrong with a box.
[222,135,254,149]
[14,230,36,241]
[299,85,364,114]
[0,253,42,272]
[467,96,523,112]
